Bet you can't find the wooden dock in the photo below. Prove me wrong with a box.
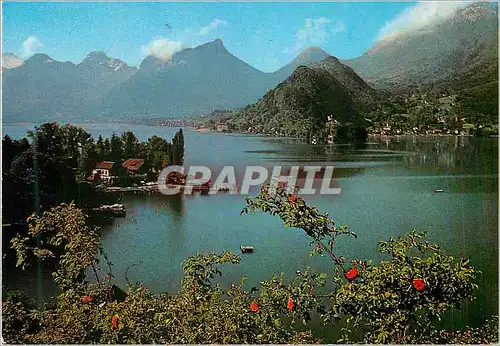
[102,183,235,195]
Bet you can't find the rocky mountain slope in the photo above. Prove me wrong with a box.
[343,3,497,89]
[2,53,24,71]
[90,39,272,118]
[342,2,498,124]
[227,58,369,143]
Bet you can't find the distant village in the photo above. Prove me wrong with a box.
[190,92,498,139]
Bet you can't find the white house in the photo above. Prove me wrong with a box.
[92,161,115,182]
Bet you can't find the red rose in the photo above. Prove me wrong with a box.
[413,278,425,291]
[288,195,297,203]
[345,267,358,280]
[250,300,259,312]
[287,297,295,311]
[111,314,119,329]
[81,295,93,303]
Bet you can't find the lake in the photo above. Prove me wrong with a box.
[3,123,498,333]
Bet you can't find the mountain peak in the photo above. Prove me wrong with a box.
[300,46,328,55]
[80,51,110,66]
[2,53,24,69]
[139,55,163,71]
[292,47,330,66]
[28,53,53,61]
[319,55,341,64]
[24,53,57,67]
[195,38,228,52]
[3,52,20,58]
[79,51,133,72]
[274,46,330,77]
[86,50,109,59]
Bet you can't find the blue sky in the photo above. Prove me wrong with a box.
[1,2,472,72]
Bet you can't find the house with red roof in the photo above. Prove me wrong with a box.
[122,159,146,174]
[90,161,115,182]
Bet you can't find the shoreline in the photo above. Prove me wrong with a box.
[4,122,497,139]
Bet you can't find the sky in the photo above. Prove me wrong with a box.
[1,1,479,72]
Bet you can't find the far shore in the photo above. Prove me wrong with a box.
[3,122,497,140]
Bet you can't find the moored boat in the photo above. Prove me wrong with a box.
[240,245,254,253]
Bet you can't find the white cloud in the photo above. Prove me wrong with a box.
[287,18,345,53]
[141,38,184,60]
[21,36,43,57]
[196,19,228,37]
[376,1,473,42]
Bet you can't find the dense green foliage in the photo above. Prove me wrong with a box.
[346,3,498,129]
[364,88,497,135]
[3,185,497,344]
[11,203,100,290]
[85,128,184,175]
[2,123,184,226]
[2,123,185,298]
[3,124,95,225]
[226,66,367,143]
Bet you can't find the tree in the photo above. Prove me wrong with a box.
[3,135,30,171]
[147,136,171,172]
[11,203,101,290]
[121,131,139,159]
[96,135,107,160]
[26,123,93,208]
[109,134,123,163]
[80,141,99,178]
[172,129,184,165]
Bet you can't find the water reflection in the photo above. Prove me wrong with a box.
[3,124,497,334]
[384,136,498,173]
[159,194,185,221]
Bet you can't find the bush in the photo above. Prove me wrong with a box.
[3,188,498,344]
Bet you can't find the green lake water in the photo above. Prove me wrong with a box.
[3,123,498,335]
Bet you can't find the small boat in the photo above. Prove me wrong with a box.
[240,245,254,253]
[93,204,126,217]
[434,189,444,193]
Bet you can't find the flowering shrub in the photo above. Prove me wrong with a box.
[3,191,498,344]
[11,203,101,289]
[329,233,479,343]
[241,184,496,343]
[345,267,358,280]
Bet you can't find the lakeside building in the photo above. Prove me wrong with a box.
[122,158,146,174]
[91,161,115,183]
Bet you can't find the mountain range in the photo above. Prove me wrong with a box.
[2,40,331,122]
[2,2,497,123]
